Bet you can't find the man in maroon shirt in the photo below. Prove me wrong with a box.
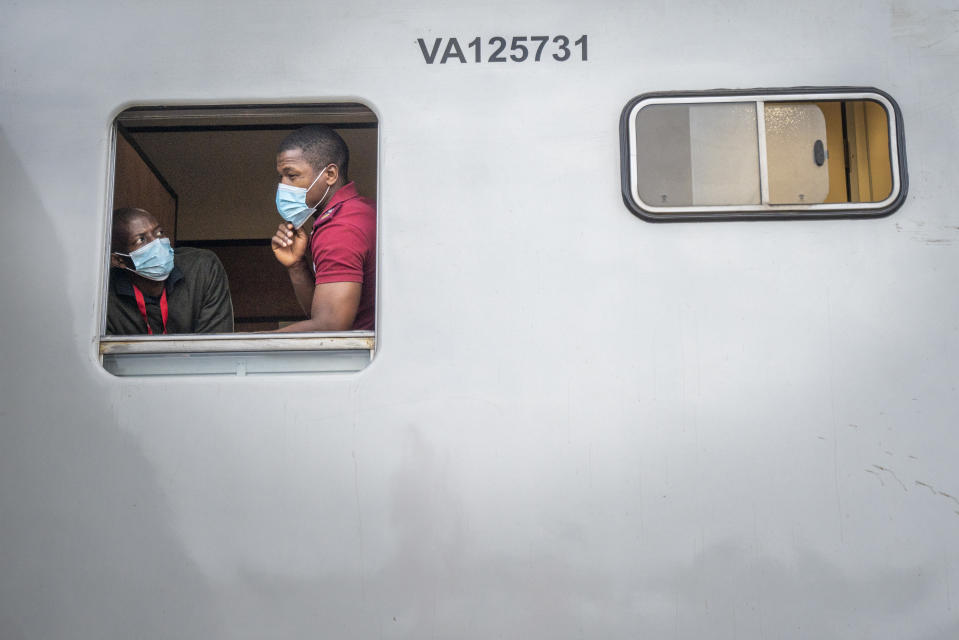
[270,126,376,331]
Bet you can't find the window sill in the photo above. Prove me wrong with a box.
[99,332,374,376]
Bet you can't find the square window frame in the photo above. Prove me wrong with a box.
[98,102,379,377]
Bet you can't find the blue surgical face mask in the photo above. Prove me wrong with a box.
[114,237,175,281]
[276,165,332,229]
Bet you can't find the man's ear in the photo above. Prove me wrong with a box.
[324,164,339,185]
[110,252,128,269]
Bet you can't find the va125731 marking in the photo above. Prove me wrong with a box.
[417,35,588,64]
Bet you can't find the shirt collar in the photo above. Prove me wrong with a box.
[113,262,184,298]
[314,181,359,228]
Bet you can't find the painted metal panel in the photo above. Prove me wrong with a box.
[1,1,958,639]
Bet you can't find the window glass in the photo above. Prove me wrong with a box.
[764,103,829,205]
[621,89,906,221]
[635,103,760,207]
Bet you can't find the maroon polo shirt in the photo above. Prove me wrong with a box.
[310,182,377,330]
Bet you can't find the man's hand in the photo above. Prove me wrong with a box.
[271,222,309,268]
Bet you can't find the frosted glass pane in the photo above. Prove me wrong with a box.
[634,103,759,207]
[765,103,829,204]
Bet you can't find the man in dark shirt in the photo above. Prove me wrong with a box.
[107,207,234,335]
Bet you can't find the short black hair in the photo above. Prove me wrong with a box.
[111,207,155,251]
[277,125,350,180]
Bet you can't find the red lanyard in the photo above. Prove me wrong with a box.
[132,285,168,335]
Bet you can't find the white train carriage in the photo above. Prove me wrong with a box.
[1,0,958,638]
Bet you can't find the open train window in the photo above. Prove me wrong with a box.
[99,103,378,376]
[620,88,907,221]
